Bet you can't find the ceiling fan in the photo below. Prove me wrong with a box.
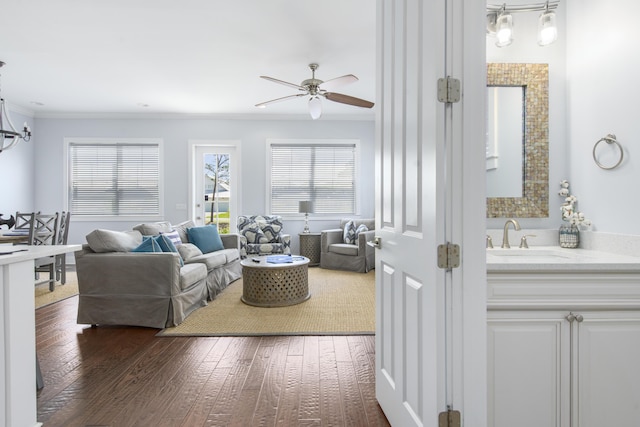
[255,63,374,120]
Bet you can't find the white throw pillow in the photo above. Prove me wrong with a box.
[343,220,357,244]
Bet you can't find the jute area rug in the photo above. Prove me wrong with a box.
[158,268,375,337]
[35,271,79,309]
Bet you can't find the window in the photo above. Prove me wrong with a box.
[269,140,358,215]
[67,139,162,217]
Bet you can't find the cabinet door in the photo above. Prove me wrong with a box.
[488,311,570,427]
[575,311,640,427]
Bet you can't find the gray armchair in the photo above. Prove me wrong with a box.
[320,218,375,273]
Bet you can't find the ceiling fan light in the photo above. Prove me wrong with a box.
[309,96,322,120]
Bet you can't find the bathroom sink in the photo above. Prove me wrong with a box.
[486,247,573,258]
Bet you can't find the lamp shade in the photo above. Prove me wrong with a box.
[298,200,314,213]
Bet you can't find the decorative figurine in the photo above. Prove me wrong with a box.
[0,214,15,229]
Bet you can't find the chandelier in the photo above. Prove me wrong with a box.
[0,61,32,152]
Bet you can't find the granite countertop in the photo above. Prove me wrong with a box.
[486,246,640,272]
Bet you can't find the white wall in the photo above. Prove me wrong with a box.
[486,0,568,230]
[33,116,375,253]
[0,109,35,219]
[566,0,640,235]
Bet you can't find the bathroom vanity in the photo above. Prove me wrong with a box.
[486,246,640,427]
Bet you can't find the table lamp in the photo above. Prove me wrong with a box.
[298,201,314,233]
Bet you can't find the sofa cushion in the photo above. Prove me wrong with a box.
[178,243,203,261]
[246,242,286,255]
[329,243,359,256]
[133,221,172,236]
[161,229,182,247]
[173,220,196,243]
[343,220,357,244]
[186,251,227,270]
[86,229,143,253]
[132,237,163,253]
[221,248,240,263]
[187,225,224,253]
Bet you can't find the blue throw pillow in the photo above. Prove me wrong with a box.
[187,225,224,254]
[140,235,184,266]
[132,237,163,253]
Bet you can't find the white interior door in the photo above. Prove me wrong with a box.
[375,0,486,425]
[375,0,447,425]
[192,143,240,232]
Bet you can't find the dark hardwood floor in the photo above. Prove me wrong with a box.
[36,295,390,426]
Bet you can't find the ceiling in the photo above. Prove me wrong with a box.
[0,0,376,120]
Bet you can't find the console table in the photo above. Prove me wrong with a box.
[0,244,81,427]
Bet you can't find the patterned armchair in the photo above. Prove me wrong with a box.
[237,215,291,258]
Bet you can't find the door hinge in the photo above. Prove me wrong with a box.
[439,408,461,427]
[437,243,460,269]
[437,77,461,103]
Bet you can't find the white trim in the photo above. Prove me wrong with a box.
[188,140,242,227]
[63,137,164,220]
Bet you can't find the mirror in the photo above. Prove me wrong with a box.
[486,86,524,197]
[486,63,549,218]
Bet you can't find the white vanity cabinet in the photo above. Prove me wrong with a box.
[487,271,640,427]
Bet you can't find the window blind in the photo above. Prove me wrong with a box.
[69,142,160,216]
[270,144,356,214]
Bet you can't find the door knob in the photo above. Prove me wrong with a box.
[367,236,382,249]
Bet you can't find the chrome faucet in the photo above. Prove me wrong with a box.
[501,219,521,248]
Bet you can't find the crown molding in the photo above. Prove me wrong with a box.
[32,111,375,122]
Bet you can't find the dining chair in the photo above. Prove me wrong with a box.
[14,211,37,233]
[53,211,71,284]
[31,212,59,291]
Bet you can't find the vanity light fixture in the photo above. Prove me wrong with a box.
[537,2,558,46]
[487,1,560,48]
[495,8,514,47]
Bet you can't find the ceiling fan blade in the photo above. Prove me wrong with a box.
[260,75,306,91]
[325,92,375,108]
[255,94,305,108]
[320,74,358,90]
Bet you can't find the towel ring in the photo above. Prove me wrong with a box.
[593,134,624,170]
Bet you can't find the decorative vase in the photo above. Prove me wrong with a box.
[559,223,579,248]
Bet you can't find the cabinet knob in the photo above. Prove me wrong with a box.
[566,312,584,323]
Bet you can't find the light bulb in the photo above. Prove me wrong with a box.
[495,12,513,47]
[309,96,322,120]
[537,10,558,46]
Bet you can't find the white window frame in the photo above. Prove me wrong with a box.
[266,139,361,219]
[63,137,164,221]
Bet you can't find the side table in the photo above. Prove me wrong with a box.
[299,232,321,266]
